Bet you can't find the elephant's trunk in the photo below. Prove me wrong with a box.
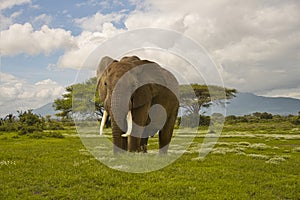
[111,118,127,154]
[110,92,129,153]
[111,86,142,152]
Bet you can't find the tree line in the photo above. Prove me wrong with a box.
[0,110,72,137]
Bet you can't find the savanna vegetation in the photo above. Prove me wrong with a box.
[0,110,73,138]
[0,116,299,199]
[1,79,299,199]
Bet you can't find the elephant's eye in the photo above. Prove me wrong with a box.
[104,82,107,86]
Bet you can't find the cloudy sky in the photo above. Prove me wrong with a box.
[0,0,299,116]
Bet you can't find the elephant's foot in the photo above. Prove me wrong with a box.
[141,144,148,153]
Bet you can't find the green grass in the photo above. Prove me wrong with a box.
[0,122,299,199]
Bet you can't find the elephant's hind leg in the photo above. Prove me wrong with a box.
[158,111,177,154]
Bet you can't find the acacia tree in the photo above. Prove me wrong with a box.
[53,86,73,119]
[53,77,100,119]
[179,84,237,115]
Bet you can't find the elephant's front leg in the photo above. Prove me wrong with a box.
[140,137,149,153]
[128,103,151,152]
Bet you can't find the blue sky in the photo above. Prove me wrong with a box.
[1,0,300,116]
[1,0,136,83]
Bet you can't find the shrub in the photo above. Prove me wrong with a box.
[46,132,64,138]
[18,110,45,135]
[291,119,300,125]
[28,132,44,139]
[0,123,19,132]
[181,113,201,128]
[19,125,43,135]
[47,121,65,130]
[180,114,210,127]
[199,115,210,126]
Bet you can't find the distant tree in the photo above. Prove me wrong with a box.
[253,112,273,120]
[45,115,52,122]
[260,112,273,119]
[18,110,45,134]
[53,86,73,119]
[53,77,100,119]
[0,114,18,132]
[253,112,261,118]
[179,84,236,115]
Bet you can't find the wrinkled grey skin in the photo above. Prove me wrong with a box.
[97,56,179,154]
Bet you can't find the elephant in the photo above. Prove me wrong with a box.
[96,56,179,154]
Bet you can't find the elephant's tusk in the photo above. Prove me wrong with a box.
[100,110,108,135]
[122,110,132,137]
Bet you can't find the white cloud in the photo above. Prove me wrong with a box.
[0,0,31,10]
[122,0,300,97]
[0,10,23,30]
[0,73,65,116]
[214,37,281,63]
[54,0,300,98]
[262,87,300,99]
[29,4,39,9]
[57,23,124,68]
[32,14,52,26]
[0,23,75,56]
[75,12,125,32]
[51,0,300,98]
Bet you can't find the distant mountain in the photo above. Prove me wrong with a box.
[33,93,300,117]
[33,103,58,117]
[224,92,300,116]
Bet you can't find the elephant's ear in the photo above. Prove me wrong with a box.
[96,56,115,98]
[131,86,152,109]
[97,56,115,77]
[97,76,107,102]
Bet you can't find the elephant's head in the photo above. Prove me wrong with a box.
[96,56,156,115]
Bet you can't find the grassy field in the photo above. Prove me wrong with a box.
[0,122,299,199]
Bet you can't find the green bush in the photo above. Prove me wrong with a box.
[18,110,45,135]
[180,114,210,127]
[0,123,19,132]
[46,121,65,130]
[19,125,43,135]
[199,115,210,126]
[46,131,64,138]
[291,118,300,125]
[28,132,44,139]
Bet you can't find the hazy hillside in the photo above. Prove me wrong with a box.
[33,93,300,117]
[225,93,300,116]
[33,103,58,117]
